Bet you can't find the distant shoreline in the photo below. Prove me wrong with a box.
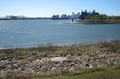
[0,18,71,20]
[65,20,120,24]
[0,18,52,20]
[1,18,120,24]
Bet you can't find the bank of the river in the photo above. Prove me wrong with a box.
[65,20,120,24]
[0,41,120,79]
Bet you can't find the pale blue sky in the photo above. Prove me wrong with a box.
[0,0,120,17]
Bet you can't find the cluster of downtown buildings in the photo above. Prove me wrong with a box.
[52,10,100,20]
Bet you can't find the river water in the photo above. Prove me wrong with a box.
[0,20,120,48]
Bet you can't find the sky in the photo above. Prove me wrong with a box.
[0,0,120,17]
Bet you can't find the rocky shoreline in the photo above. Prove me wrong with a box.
[0,41,120,79]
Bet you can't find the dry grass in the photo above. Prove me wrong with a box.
[0,41,120,58]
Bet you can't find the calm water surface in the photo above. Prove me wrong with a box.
[0,20,120,48]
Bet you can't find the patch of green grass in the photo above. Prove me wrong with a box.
[32,69,120,79]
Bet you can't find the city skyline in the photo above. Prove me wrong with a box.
[0,0,120,17]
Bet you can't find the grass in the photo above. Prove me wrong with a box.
[0,41,120,58]
[32,69,120,79]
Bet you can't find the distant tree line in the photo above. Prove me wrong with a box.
[83,15,120,20]
[79,10,120,20]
